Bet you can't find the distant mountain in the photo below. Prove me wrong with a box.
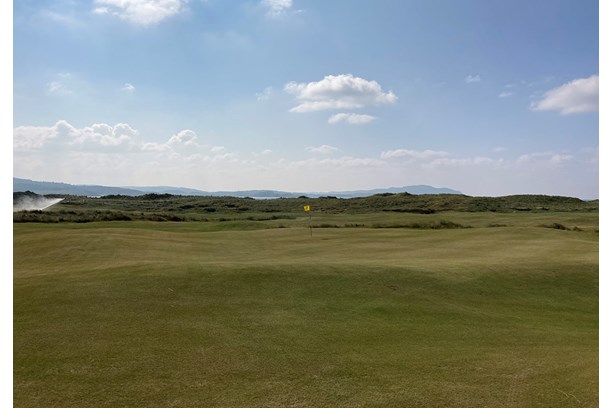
[13,177,462,198]
[323,185,463,198]
[13,178,144,196]
[123,185,462,198]
[123,186,212,196]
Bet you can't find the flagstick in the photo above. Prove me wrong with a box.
[309,212,312,237]
[304,205,312,237]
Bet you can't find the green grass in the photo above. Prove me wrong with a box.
[14,213,598,407]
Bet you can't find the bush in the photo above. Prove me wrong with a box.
[540,223,569,230]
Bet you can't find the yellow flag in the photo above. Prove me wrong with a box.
[303,205,311,212]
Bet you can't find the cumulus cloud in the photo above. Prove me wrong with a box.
[306,145,340,154]
[68,122,140,149]
[140,129,205,160]
[328,113,378,125]
[498,92,513,98]
[285,74,397,113]
[465,74,481,83]
[530,75,599,115]
[13,120,139,151]
[168,129,198,147]
[93,0,187,25]
[13,120,149,153]
[141,141,173,153]
[13,123,61,151]
[262,0,292,17]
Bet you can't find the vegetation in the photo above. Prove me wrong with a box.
[13,194,598,406]
[13,192,598,224]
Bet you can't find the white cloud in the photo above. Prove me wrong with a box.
[380,149,448,160]
[211,152,238,162]
[13,123,61,150]
[306,145,340,154]
[262,0,292,17]
[93,0,187,25]
[211,146,226,153]
[252,149,274,157]
[141,142,173,153]
[530,75,599,115]
[167,129,199,148]
[93,7,110,15]
[465,74,481,83]
[256,86,273,101]
[44,73,86,96]
[285,156,386,169]
[328,113,378,125]
[12,120,597,198]
[14,120,140,151]
[121,83,136,93]
[140,129,204,160]
[516,152,574,166]
[425,157,499,168]
[285,74,397,113]
[498,92,513,98]
[39,10,84,27]
[139,130,198,158]
[46,81,72,95]
[69,123,140,148]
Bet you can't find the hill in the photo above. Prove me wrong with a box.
[13,178,143,196]
[14,177,461,198]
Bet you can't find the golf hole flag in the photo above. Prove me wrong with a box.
[303,205,311,212]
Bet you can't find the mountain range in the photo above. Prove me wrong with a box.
[13,177,463,198]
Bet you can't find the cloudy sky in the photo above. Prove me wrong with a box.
[12,0,599,198]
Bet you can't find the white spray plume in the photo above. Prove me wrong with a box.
[13,197,64,212]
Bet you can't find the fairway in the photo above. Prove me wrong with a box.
[14,214,598,407]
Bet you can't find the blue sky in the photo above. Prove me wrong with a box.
[12,0,599,197]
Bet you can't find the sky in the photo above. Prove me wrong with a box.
[11,0,600,198]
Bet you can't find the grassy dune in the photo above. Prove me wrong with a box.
[14,212,598,407]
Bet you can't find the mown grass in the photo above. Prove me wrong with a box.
[13,213,598,407]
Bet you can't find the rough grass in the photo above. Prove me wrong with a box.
[18,192,599,219]
[13,213,598,407]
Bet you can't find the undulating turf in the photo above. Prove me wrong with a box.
[14,212,598,407]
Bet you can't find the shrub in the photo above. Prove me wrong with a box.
[540,223,569,230]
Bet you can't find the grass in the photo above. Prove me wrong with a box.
[13,212,598,407]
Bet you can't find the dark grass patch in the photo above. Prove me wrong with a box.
[540,223,570,230]
[372,220,471,229]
